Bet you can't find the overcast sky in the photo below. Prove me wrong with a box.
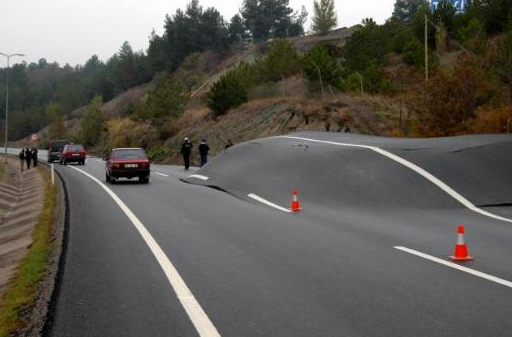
[1,0,395,68]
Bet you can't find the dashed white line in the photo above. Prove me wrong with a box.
[395,246,512,289]
[279,136,512,224]
[248,193,292,213]
[156,172,170,177]
[68,166,220,337]
[189,174,209,181]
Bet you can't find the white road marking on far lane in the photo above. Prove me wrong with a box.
[156,172,170,177]
[68,166,220,337]
[395,246,512,289]
[279,136,512,224]
[189,174,209,181]
[248,193,292,213]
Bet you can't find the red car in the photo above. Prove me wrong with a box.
[60,144,86,165]
[104,148,150,183]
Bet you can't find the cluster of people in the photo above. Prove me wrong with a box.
[179,138,234,170]
[18,148,39,171]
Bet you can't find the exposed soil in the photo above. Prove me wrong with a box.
[162,93,402,165]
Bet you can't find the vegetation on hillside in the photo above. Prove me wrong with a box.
[204,0,512,136]
[0,0,309,142]
[3,0,512,159]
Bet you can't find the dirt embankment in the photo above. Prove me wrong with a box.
[162,94,402,165]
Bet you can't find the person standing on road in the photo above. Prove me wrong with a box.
[24,148,33,170]
[225,139,234,149]
[19,149,25,171]
[31,147,38,167]
[180,137,193,170]
[198,139,209,167]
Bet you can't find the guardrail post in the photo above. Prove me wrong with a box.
[51,163,55,185]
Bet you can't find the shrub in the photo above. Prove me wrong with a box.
[104,118,155,150]
[345,72,364,93]
[206,71,248,115]
[343,18,391,71]
[301,44,343,90]
[80,96,107,147]
[402,38,424,67]
[362,62,392,93]
[409,58,496,136]
[206,62,260,115]
[260,40,300,82]
[466,107,511,133]
[133,76,188,122]
[458,18,486,54]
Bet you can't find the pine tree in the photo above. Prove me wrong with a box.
[312,0,337,36]
[241,0,295,40]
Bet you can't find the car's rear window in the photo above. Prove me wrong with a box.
[51,141,71,151]
[112,149,147,159]
[66,145,84,152]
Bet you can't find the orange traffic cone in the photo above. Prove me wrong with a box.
[450,225,474,261]
[290,190,302,212]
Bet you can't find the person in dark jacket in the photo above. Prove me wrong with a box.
[24,148,33,169]
[19,149,25,171]
[31,147,39,167]
[180,138,193,170]
[225,139,234,149]
[198,139,209,167]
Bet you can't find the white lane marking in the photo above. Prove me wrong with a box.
[189,174,209,181]
[395,246,512,289]
[248,193,292,213]
[156,172,170,177]
[279,136,512,224]
[68,166,220,337]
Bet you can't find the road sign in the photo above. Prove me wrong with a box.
[30,133,38,141]
[431,0,467,13]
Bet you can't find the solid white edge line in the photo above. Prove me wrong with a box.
[278,136,512,224]
[248,193,292,213]
[68,166,220,337]
[394,246,512,289]
[156,172,170,177]
[189,174,209,181]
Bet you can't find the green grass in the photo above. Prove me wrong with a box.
[0,168,56,337]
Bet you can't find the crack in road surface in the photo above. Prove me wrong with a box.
[278,136,512,225]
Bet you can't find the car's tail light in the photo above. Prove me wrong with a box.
[141,162,150,169]
[112,163,120,169]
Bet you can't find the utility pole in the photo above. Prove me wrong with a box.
[424,14,429,82]
[0,52,25,163]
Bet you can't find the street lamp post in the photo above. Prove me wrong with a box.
[0,52,25,162]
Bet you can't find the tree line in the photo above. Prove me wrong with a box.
[1,0,339,141]
[206,0,512,136]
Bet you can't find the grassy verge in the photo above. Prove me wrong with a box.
[0,168,56,337]
[0,162,4,181]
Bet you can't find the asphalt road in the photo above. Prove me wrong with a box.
[9,132,512,337]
